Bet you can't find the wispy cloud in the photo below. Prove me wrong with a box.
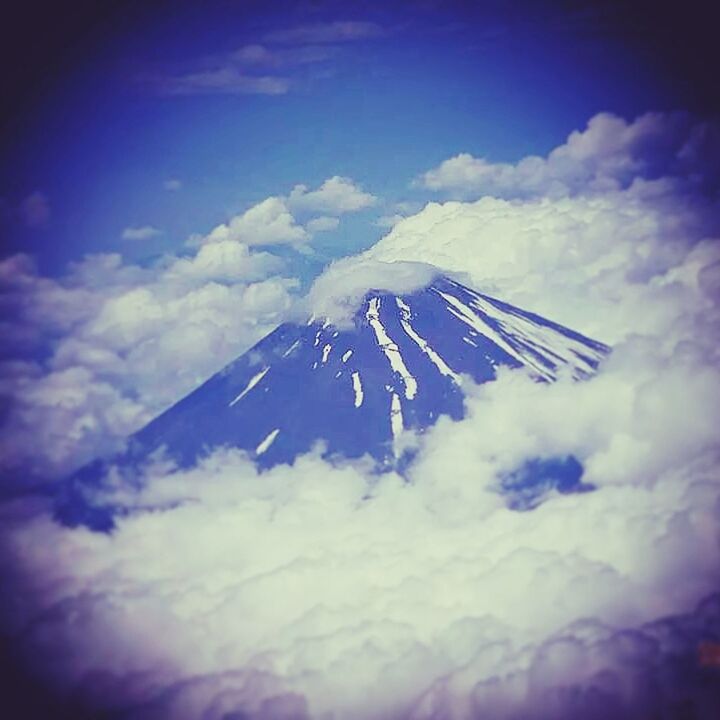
[121,225,163,241]
[230,43,334,67]
[146,20,388,98]
[264,20,387,45]
[163,179,182,191]
[147,44,329,98]
[20,191,50,228]
[157,68,291,96]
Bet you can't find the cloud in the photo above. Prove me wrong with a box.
[373,213,406,229]
[327,113,719,345]
[0,239,295,481]
[19,191,50,228]
[419,111,720,199]
[230,43,333,67]
[305,216,340,233]
[2,321,720,717]
[194,178,377,249]
[121,225,163,241]
[164,179,182,191]
[202,197,308,247]
[306,258,443,327]
[147,37,336,100]
[145,19,387,100]
[264,21,387,45]
[162,240,283,284]
[288,176,377,215]
[158,68,291,96]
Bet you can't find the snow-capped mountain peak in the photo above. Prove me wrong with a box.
[56,276,609,529]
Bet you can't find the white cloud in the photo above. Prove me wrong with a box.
[419,111,720,199]
[203,197,308,247]
[158,68,291,96]
[195,178,377,249]
[164,179,182,191]
[305,215,340,233]
[0,240,296,480]
[360,192,719,344]
[288,176,377,215]
[373,213,406,229]
[3,320,720,717]
[121,225,163,241]
[163,240,283,284]
[264,21,387,45]
[306,258,442,327]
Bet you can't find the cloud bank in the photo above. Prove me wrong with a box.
[0,246,294,485]
[1,111,720,718]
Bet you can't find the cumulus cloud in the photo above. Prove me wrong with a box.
[2,316,720,717]
[374,213,406,229]
[2,110,720,718]
[334,114,718,344]
[305,216,340,233]
[122,225,163,241]
[0,238,295,482]
[288,176,377,215]
[195,178,377,250]
[420,111,720,199]
[358,192,718,343]
[201,197,308,247]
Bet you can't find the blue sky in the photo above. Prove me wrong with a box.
[0,0,703,278]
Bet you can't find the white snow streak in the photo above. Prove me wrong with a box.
[228,367,269,407]
[390,392,403,445]
[395,297,461,384]
[352,372,364,407]
[366,297,418,400]
[469,293,605,377]
[255,428,279,455]
[282,340,300,358]
[437,290,555,380]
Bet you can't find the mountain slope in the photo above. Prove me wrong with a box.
[56,276,609,528]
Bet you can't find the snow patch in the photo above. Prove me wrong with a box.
[255,428,279,455]
[352,372,364,408]
[390,391,403,445]
[366,296,418,400]
[396,297,461,384]
[282,340,301,358]
[228,367,269,407]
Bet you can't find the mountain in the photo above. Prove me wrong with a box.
[56,276,609,529]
